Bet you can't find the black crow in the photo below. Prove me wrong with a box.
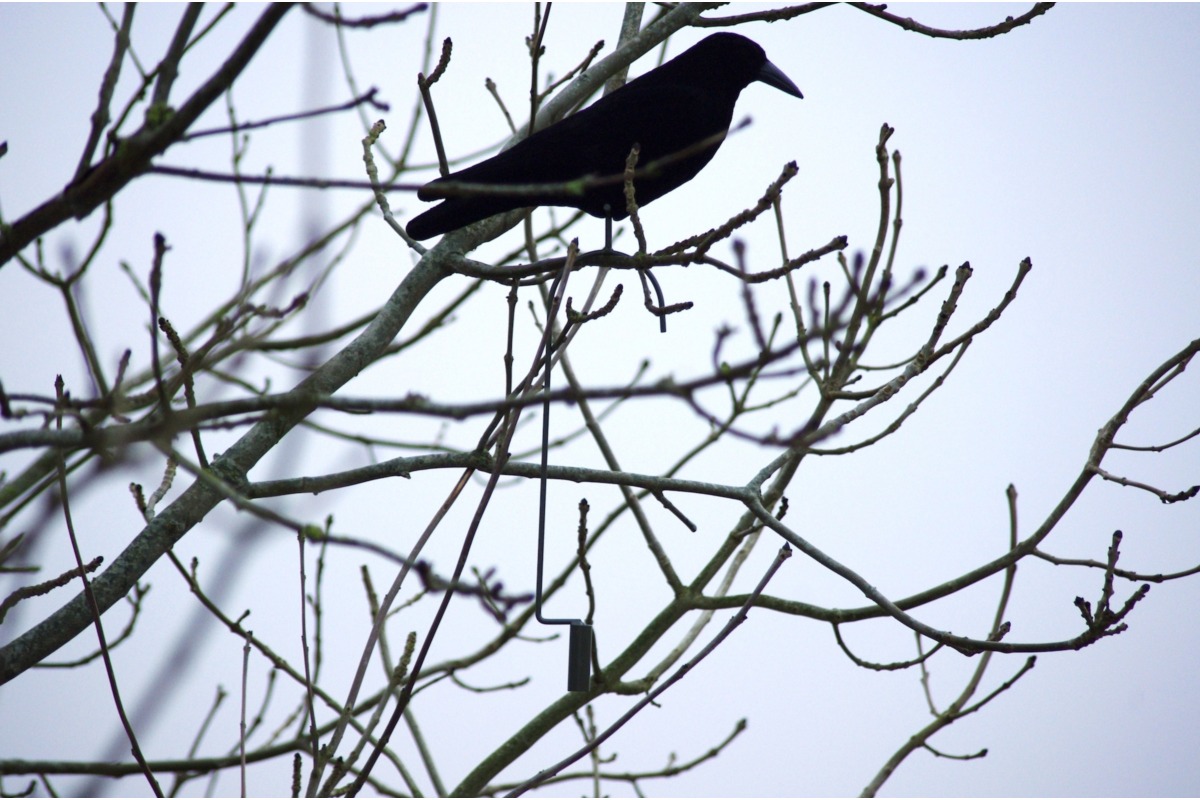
[405,32,802,241]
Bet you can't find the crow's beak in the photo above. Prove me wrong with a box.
[758,59,803,99]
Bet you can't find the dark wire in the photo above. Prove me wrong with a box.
[535,271,581,626]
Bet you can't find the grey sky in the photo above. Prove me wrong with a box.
[1,3,1198,796]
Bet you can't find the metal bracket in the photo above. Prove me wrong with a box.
[535,268,592,693]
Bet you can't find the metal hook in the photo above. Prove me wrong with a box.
[535,268,592,692]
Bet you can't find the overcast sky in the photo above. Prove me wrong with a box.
[2,3,1199,797]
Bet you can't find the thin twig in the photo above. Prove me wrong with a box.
[851,2,1054,40]
[55,377,163,797]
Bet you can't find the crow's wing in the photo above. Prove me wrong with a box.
[406,80,738,239]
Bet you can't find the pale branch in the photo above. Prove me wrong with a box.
[1091,466,1199,505]
[747,496,1150,656]
[0,556,103,625]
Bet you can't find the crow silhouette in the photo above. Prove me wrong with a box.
[405,32,802,241]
